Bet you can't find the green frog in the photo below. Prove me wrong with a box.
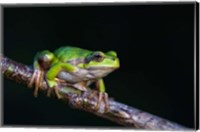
[29,46,120,111]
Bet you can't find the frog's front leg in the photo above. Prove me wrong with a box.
[88,79,110,112]
[96,79,110,112]
[46,62,78,98]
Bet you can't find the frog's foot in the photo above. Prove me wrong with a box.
[46,80,62,99]
[47,86,61,99]
[28,69,44,97]
[88,91,110,113]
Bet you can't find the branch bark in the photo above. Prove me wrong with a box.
[0,56,190,130]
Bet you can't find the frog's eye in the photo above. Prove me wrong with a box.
[93,52,105,62]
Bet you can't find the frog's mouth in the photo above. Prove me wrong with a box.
[86,66,119,78]
[87,66,119,70]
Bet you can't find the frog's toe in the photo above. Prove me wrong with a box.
[28,69,38,88]
[47,87,52,97]
[47,86,61,99]
[89,91,110,113]
[34,70,44,97]
[38,70,44,88]
[28,69,45,97]
[95,92,110,113]
[46,80,61,99]
[95,92,103,111]
[88,91,103,112]
[54,86,62,99]
[34,70,45,97]
[103,92,110,113]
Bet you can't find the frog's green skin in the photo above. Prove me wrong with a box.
[33,46,120,93]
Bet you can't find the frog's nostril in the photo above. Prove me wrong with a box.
[112,57,115,61]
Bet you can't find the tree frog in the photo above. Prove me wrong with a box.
[28,46,120,111]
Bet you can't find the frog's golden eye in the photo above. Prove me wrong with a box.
[93,52,105,62]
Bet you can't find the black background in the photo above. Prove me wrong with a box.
[3,3,195,128]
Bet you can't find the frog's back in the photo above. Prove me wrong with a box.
[54,46,92,62]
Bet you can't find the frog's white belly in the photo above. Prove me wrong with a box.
[57,69,94,83]
[57,67,114,83]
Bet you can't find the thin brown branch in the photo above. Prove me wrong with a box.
[0,56,190,130]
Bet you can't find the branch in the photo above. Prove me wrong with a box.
[0,55,190,130]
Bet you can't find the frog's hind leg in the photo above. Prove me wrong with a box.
[29,50,55,97]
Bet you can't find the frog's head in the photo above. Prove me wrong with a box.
[82,51,120,78]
